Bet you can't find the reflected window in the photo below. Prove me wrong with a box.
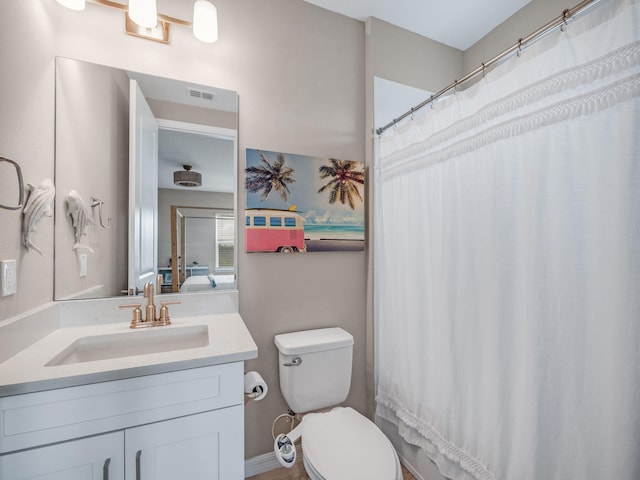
[215,214,234,273]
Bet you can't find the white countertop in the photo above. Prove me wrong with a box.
[0,313,258,397]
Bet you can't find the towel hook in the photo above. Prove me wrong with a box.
[0,157,25,210]
[90,197,111,229]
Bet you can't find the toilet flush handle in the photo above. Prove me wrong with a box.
[283,356,302,367]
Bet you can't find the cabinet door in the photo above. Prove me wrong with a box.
[125,406,243,480]
[0,431,123,480]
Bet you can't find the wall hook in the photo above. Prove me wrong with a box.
[90,197,111,229]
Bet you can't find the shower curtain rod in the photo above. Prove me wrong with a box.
[375,0,602,135]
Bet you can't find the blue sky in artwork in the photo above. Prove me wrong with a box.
[245,149,365,226]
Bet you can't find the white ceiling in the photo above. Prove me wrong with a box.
[303,0,532,51]
[157,130,235,193]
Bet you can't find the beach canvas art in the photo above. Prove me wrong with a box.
[245,148,365,253]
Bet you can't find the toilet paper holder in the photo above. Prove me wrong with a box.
[244,371,268,404]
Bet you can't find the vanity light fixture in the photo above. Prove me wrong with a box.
[128,0,158,29]
[193,0,218,43]
[55,0,85,11]
[54,0,218,45]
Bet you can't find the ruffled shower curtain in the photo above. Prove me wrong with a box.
[374,1,640,479]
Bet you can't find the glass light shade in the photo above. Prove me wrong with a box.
[129,0,158,28]
[56,0,86,11]
[193,0,218,43]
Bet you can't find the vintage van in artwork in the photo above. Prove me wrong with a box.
[245,208,306,253]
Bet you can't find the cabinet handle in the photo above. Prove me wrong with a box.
[136,450,142,480]
[103,458,111,480]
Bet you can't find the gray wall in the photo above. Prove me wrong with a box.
[464,0,562,72]
[367,17,464,93]
[0,0,365,460]
[0,1,56,318]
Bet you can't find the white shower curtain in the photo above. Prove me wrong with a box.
[374,1,640,479]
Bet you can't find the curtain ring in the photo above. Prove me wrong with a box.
[410,107,415,121]
[517,38,523,57]
[430,95,434,109]
[561,9,569,31]
[453,80,458,94]
[481,63,486,79]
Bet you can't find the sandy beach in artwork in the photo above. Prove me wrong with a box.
[303,224,364,251]
[304,238,364,252]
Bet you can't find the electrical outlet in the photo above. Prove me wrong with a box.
[79,254,88,277]
[1,259,17,297]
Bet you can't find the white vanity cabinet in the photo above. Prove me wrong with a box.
[0,431,123,480]
[125,406,242,480]
[0,362,245,480]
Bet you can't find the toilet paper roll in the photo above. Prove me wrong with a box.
[244,371,268,401]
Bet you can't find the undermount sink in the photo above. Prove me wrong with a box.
[45,325,210,366]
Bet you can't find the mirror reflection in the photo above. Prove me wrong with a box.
[164,206,235,293]
[54,57,238,300]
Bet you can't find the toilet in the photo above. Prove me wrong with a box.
[274,327,402,480]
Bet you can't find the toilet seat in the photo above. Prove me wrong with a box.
[301,407,401,480]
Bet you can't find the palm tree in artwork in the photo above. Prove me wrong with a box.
[245,151,296,201]
[318,159,364,209]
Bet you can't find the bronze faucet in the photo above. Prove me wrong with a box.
[119,281,180,328]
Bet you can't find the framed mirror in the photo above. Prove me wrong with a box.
[54,57,238,300]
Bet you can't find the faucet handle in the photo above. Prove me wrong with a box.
[157,300,181,325]
[120,303,143,328]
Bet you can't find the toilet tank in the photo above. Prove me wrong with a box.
[274,327,354,414]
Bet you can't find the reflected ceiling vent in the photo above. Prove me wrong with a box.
[187,87,215,101]
[173,165,202,187]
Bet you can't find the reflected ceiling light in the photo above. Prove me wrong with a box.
[53,0,219,45]
[174,165,202,188]
[128,0,157,28]
[56,0,85,10]
[193,0,218,43]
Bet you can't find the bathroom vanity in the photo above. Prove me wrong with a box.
[0,306,257,480]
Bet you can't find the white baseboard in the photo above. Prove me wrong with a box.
[245,451,281,478]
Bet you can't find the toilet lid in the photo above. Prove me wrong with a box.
[302,407,397,480]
